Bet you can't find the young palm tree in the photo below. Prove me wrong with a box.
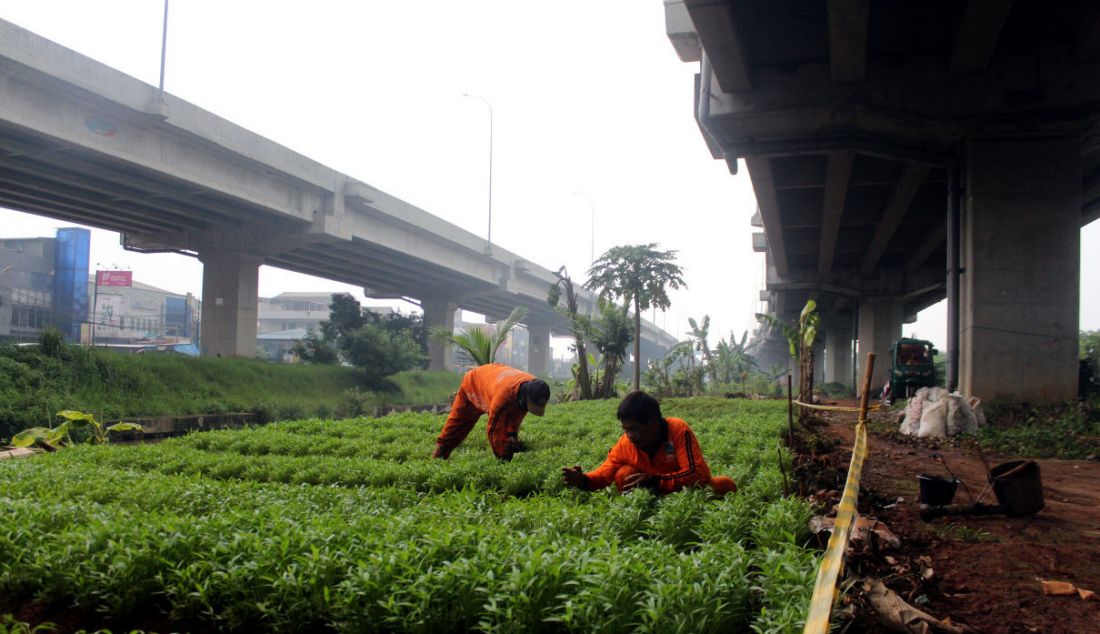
[688,316,714,385]
[431,305,529,367]
[586,244,686,391]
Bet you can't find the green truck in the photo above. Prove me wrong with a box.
[888,338,937,401]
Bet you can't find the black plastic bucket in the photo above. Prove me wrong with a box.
[918,474,959,507]
[991,460,1045,516]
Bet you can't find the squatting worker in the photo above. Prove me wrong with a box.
[432,363,551,461]
[561,391,737,496]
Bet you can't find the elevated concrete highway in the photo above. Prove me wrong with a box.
[0,18,678,372]
[667,0,1099,400]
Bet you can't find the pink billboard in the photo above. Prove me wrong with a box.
[96,270,132,287]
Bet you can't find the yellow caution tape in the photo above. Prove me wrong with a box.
[802,418,869,634]
[793,400,881,413]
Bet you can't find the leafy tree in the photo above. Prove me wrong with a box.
[320,293,366,341]
[588,299,634,398]
[294,329,339,365]
[549,267,593,399]
[431,306,528,367]
[366,309,429,368]
[316,294,425,381]
[340,323,426,385]
[1082,330,1100,364]
[585,244,686,391]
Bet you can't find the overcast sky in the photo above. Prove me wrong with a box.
[1,0,1097,356]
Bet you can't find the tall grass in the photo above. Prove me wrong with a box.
[0,346,460,441]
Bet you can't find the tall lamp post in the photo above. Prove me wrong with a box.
[462,93,493,252]
[571,192,596,265]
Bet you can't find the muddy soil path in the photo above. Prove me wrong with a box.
[816,408,1100,633]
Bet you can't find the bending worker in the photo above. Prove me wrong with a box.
[432,363,551,460]
[561,391,736,496]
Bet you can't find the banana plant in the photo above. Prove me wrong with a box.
[13,410,143,448]
[756,300,819,409]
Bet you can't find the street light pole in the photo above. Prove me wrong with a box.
[158,0,170,93]
[462,93,493,251]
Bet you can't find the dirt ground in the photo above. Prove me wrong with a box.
[809,405,1100,634]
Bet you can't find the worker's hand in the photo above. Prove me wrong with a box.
[561,466,589,490]
[621,472,658,492]
[431,444,452,460]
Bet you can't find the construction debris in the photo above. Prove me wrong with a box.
[1038,578,1098,601]
[0,446,39,460]
[863,579,974,634]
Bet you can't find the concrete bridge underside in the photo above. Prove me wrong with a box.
[668,0,1099,401]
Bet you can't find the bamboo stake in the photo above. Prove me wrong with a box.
[787,373,794,444]
[857,353,876,425]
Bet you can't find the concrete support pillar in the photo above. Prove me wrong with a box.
[960,135,1080,401]
[199,250,260,357]
[813,338,826,385]
[825,327,853,387]
[527,321,550,377]
[857,300,903,396]
[421,296,457,371]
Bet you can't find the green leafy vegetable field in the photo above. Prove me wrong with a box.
[0,398,817,633]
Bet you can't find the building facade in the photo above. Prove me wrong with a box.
[0,228,89,342]
[88,277,199,346]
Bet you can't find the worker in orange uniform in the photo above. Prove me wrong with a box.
[561,391,737,496]
[432,363,551,460]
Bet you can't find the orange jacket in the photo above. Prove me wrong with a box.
[460,363,536,456]
[584,417,713,493]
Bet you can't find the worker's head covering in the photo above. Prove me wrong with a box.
[521,379,551,416]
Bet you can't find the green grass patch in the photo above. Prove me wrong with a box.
[975,398,1100,459]
[0,345,460,442]
[0,398,817,633]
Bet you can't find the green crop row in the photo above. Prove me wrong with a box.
[0,398,817,633]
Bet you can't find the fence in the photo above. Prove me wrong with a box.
[797,353,877,634]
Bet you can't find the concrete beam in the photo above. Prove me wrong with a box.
[684,0,751,92]
[746,156,791,278]
[819,150,854,273]
[904,223,947,273]
[861,162,932,274]
[827,0,869,84]
[950,0,1015,74]
[665,0,701,63]
[1072,2,1100,62]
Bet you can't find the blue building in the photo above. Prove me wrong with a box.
[0,228,89,342]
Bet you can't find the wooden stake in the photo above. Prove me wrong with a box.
[778,441,790,496]
[857,353,876,425]
[787,373,794,445]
